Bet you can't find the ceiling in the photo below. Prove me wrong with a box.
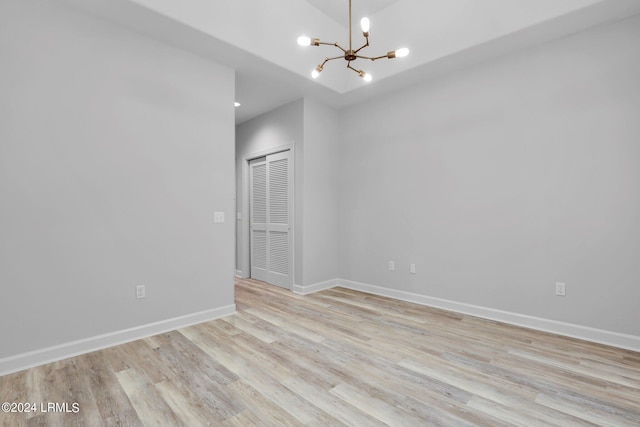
[306,0,402,27]
[62,0,640,124]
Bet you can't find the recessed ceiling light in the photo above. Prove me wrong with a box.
[234,102,241,107]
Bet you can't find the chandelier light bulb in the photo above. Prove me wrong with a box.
[395,47,410,58]
[360,17,370,34]
[297,36,311,46]
[358,70,372,82]
[311,64,323,79]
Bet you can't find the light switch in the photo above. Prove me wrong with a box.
[214,212,225,223]
[236,212,242,220]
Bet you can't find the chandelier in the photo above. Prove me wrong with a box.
[297,0,409,82]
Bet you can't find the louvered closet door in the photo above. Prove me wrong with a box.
[249,151,292,288]
[250,158,268,282]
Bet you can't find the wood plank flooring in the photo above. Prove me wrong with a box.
[1,278,639,426]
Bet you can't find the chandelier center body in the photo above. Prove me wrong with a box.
[345,50,357,61]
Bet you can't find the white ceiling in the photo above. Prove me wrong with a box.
[62,0,640,124]
[305,0,402,27]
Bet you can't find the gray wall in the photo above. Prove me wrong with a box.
[0,0,236,358]
[235,98,339,287]
[302,99,340,285]
[337,14,640,336]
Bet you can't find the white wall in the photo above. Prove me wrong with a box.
[0,0,235,363]
[337,14,640,337]
[302,99,340,285]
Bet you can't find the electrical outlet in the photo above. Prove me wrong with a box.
[136,285,146,299]
[555,282,566,296]
[389,261,395,271]
[410,264,416,274]
[214,212,225,223]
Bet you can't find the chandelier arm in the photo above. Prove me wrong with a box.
[317,40,340,48]
[346,63,361,75]
[334,43,348,53]
[316,41,348,53]
[359,54,389,61]
[322,55,344,66]
[353,40,370,54]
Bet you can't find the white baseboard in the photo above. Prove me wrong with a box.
[235,270,244,278]
[4,279,638,377]
[333,279,640,353]
[0,304,236,377]
[293,279,338,295]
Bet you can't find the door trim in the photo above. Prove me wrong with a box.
[238,144,294,290]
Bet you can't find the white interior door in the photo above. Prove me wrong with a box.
[249,151,292,288]
[249,157,268,282]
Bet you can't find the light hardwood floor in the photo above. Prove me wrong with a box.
[1,278,639,426]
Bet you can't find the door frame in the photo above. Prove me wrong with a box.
[238,144,295,290]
